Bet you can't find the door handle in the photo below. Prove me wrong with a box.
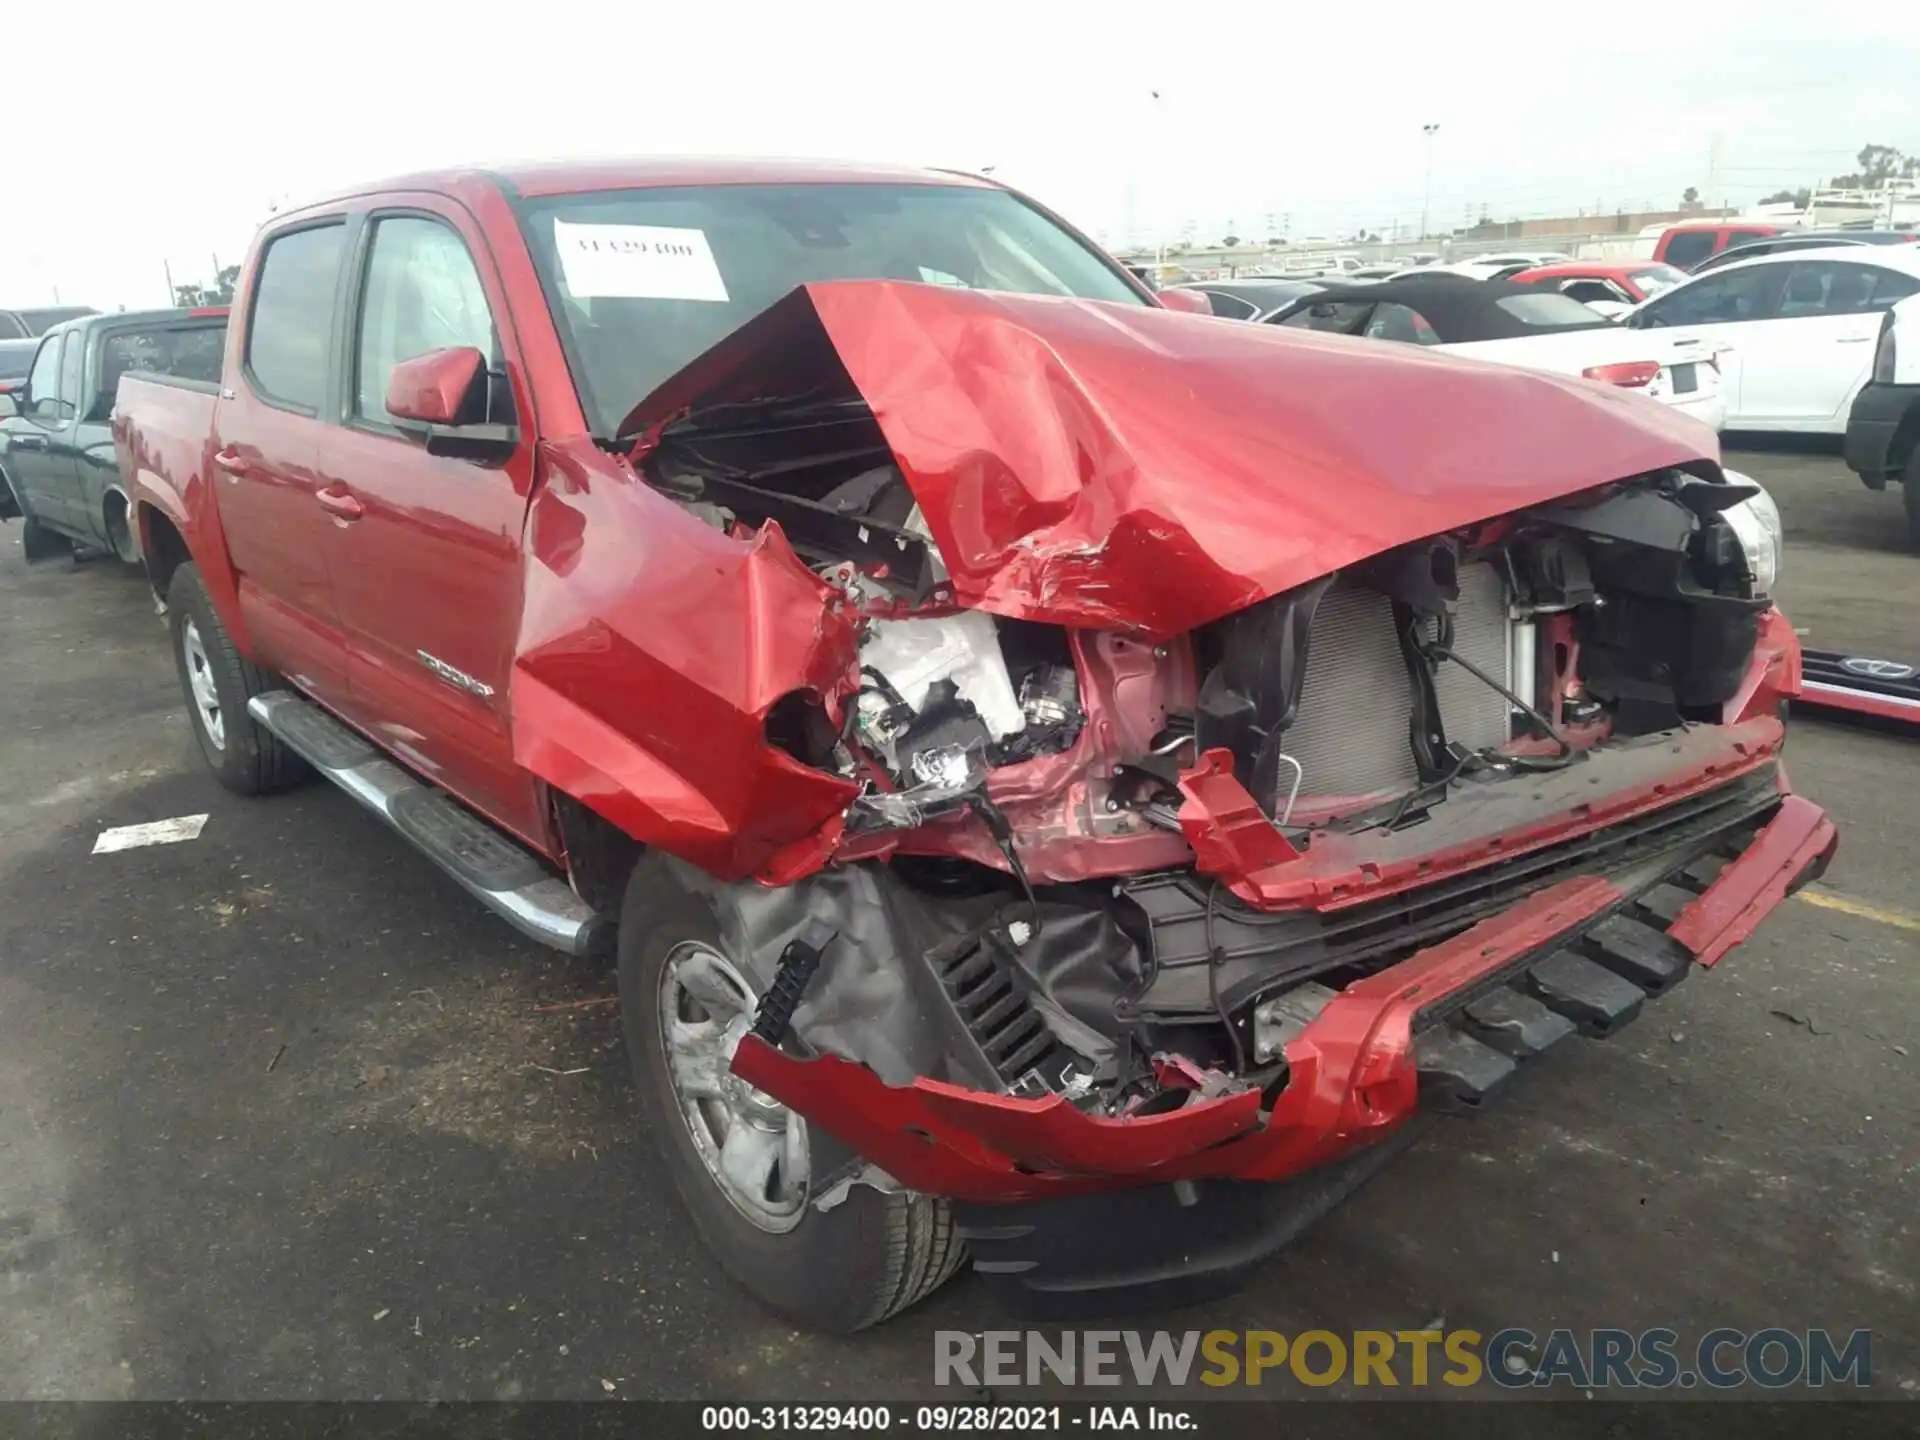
[212,448,251,477]
[315,485,365,521]
[1835,335,1872,344]
[11,433,47,451]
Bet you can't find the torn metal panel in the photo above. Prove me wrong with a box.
[622,281,1725,639]
[509,437,863,881]
[666,856,1142,1094]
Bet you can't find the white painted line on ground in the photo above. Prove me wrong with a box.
[92,814,210,855]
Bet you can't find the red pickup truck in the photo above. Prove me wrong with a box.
[114,158,1834,1333]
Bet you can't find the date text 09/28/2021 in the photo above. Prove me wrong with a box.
[702,1407,1187,1432]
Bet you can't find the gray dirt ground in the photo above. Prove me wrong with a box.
[0,442,1913,1407]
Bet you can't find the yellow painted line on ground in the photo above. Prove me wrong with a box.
[1795,888,1920,934]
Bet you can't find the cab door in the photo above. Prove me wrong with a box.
[212,217,356,709]
[1734,260,1919,430]
[311,199,547,846]
[1,331,80,528]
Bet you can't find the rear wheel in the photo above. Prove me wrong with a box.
[166,562,307,795]
[618,853,965,1332]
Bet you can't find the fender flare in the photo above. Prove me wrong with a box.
[128,466,256,654]
[100,482,139,562]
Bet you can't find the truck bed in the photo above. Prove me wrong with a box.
[113,371,221,516]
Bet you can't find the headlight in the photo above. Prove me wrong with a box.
[1720,471,1782,595]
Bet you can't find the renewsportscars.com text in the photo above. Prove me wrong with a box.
[934,1328,1872,1390]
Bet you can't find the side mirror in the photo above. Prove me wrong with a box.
[385,346,517,461]
[386,346,487,426]
[1156,288,1213,316]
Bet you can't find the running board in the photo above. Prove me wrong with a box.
[247,691,611,958]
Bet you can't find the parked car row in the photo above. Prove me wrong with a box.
[0,308,228,560]
[1652,219,1918,272]
[1260,275,1730,429]
[1175,237,1920,544]
[7,157,1826,1337]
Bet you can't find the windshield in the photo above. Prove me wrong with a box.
[1494,292,1612,328]
[519,183,1145,435]
[1629,265,1688,297]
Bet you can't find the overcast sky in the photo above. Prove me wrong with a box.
[8,1,1918,309]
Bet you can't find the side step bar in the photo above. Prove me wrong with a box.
[248,691,611,958]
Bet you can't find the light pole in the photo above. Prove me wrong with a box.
[1420,123,1441,240]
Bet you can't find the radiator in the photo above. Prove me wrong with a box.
[1285,563,1512,801]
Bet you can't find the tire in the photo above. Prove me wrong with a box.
[166,562,308,795]
[1904,449,1920,553]
[618,852,965,1332]
[103,494,139,565]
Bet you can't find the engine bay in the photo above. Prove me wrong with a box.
[646,414,1780,856]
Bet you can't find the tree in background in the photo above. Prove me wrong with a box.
[173,265,241,308]
[1220,235,1241,248]
[1824,145,1918,191]
[1681,186,1700,206]
[1760,187,1813,208]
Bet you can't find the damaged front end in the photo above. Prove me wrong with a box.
[531,280,1834,1212]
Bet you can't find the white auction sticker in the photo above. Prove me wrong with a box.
[552,221,730,301]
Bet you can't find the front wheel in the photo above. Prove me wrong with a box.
[618,853,965,1332]
[166,562,307,794]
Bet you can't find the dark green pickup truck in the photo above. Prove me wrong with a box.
[0,307,226,562]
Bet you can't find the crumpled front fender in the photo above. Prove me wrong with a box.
[510,438,860,880]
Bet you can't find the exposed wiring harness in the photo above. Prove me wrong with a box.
[1204,880,1251,1075]
[1376,602,1581,831]
[966,790,1043,944]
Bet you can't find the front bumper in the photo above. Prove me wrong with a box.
[1842,381,1920,489]
[732,772,1836,1202]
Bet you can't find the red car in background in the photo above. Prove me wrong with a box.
[1509,261,1690,314]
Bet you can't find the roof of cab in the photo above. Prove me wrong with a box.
[299,155,996,211]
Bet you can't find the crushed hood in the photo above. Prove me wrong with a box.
[623,281,1722,637]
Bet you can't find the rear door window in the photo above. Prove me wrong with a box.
[1726,229,1775,248]
[1661,231,1716,269]
[245,222,347,413]
[1775,261,1881,317]
[1865,268,1920,310]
